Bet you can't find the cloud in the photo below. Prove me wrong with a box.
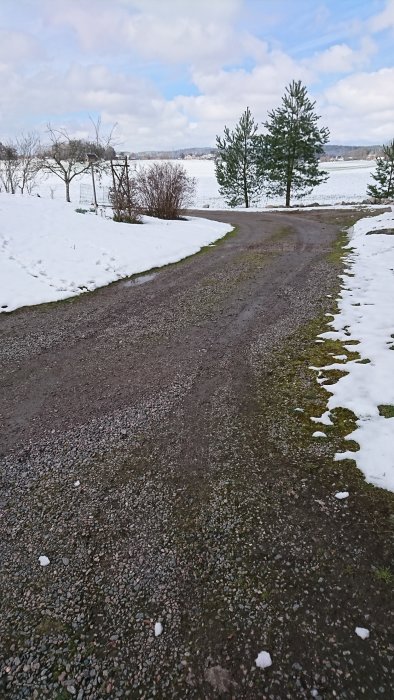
[1,0,393,148]
[322,67,394,142]
[41,0,243,67]
[370,0,394,32]
[0,29,44,66]
[310,37,376,74]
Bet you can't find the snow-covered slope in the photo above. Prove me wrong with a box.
[0,194,232,313]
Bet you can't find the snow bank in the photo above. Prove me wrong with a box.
[0,194,232,312]
[317,209,394,492]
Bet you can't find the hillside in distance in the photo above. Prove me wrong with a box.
[121,145,382,161]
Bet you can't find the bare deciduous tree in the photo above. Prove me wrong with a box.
[0,142,19,194]
[89,115,117,161]
[16,132,41,194]
[39,120,117,202]
[136,162,196,219]
[39,125,93,202]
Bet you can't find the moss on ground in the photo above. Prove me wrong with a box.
[252,220,393,514]
[378,404,394,418]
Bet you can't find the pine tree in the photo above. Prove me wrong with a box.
[262,80,329,207]
[215,107,263,208]
[367,140,394,201]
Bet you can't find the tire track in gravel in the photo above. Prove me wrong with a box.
[1,210,337,454]
[1,209,392,699]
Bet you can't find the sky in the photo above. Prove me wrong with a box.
[0,0,394,150]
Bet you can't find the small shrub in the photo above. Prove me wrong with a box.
[109,178,141,224]
[136,162,196,219]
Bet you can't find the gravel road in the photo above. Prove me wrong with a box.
[0,209,393,699]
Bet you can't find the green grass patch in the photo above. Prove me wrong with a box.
[320,369,349,385]
[378,405,394,419]
[374,566,394,584]
[327,230,349,264]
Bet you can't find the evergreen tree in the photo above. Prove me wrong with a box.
[262,80,329,207]
[367,139,394,201]
[215,107,263,208]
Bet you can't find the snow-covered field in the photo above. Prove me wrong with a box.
[0,194,231,313]
[312,209,394,492]
[35,159,377,209]
[184,159,377,208]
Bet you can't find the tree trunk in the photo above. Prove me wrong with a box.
[65,179,71,202]
[387,163,394,196]
[285,179,291,207]
[243,164,249,208]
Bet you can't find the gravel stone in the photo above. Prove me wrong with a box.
[0,210,392,698]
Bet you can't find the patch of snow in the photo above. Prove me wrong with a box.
[39,556,50,567]
[294,407,304,413]
[316,375,328,385]
[154,622,163,637]
[333,355,348,361]
[311,411,333,425]
[335,491,349,500]
[334,450,357,462]
[355,626,370,640]
[73,480,80,487]
[255,651,272,669]
[314,208,394,491]
[312,431,327,438]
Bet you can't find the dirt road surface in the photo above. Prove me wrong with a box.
[0,210,393,699]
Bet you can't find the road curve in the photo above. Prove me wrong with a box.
[0,209,392,699]
[1,210,344,453]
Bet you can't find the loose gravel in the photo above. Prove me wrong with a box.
[1,210,393,699]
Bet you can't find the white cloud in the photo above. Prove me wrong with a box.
[41,0,243,67]
[311,37,376,74]
[370,0,394,32]
[323,67,394,142]
[0,29,44,66]
[0,0,393,148]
